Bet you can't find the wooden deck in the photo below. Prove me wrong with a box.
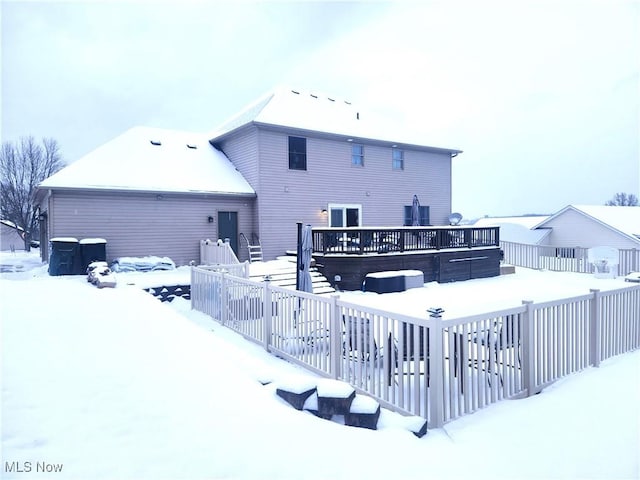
[311,226,501,290]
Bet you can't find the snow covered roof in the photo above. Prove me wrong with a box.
[473,215,550,230]
[473,216,551,244]
[534,205,640,244]
[208,87,462,154]
[38,126,255,196]
[1,220,25,232]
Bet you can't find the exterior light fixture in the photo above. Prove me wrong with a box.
[208,216,214,223]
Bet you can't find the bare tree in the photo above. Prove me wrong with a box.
[605,192,639,206]
[0,137,65,250]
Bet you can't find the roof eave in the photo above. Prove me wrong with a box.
[36,185,256,198]
[212,120,462,155]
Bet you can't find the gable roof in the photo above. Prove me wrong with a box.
[38,126,255,196]
[208,87,462,154]
[534,205,640,244]
[1,220,25,232]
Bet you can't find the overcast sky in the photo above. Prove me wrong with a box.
[2,1,639,218]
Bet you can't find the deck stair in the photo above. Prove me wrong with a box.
[240,232,263,263]
[249,256,335,294]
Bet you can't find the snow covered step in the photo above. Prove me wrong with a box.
[344,394,381,430]
[275,375,318,410]
[315,379,356,417]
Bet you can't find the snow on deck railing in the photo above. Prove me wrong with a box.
[190,266,640,428]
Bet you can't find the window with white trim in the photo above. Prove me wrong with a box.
[392,148,404,170]
[351,144,364,167]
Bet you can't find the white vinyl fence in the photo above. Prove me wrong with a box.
[191,266,640,428]
[200,239,240,265]
[501,241,640,275]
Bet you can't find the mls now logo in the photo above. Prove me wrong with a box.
[5,461,64,473]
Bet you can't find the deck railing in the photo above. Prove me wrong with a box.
[501,241,640,275]
[311,226,500,255]
[190,266,640,428]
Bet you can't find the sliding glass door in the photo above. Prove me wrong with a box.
[328,204,361,227]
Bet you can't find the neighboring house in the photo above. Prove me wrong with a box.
[0,220,25,251]
[35,88,461,265]
[496,205,640,275]
[532,205,640,251]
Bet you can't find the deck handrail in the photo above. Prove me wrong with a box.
[311,226,500,254]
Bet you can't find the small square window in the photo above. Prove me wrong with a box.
[352,144,364,167]
[392,148,404,170]
[289,136,307,170]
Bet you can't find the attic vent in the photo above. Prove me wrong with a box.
[291,90,300,94]
[150,140,161,146]
[186,144,198,149]
[344,100,351,105]
[310,93,318,98]
[356,112,360,120]
[328,97,335,102]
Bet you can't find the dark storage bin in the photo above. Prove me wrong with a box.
[49,238,81,276]
[80,238,107,271]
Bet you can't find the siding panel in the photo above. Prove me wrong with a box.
[255,130,453,260]
[49,191,255,265]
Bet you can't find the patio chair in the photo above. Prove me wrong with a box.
[386,323,429,386]
[472,315,521,386]
[343,315,378,362]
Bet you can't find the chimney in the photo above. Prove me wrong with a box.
[356,112,360,120]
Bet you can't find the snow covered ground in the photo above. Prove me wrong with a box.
[1,250,639,479]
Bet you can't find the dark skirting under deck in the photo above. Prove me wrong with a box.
[315,247,502,291]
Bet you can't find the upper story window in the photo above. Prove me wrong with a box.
[288,136,307,170]
[392,148,404,170]
[351,144,364,167]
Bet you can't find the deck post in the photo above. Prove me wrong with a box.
[296,222,302,290]
[589,289,601,367]
[427,307,445,428]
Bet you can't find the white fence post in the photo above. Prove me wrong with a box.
[220,271,228,325]
[521,300,535,396]
[329,294,341,380]
[243,260,250,278]
[190,266,197,310]
[427,307,445,429]
[262,276,272,352]
[590,289,601,368]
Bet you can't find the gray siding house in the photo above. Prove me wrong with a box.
[532,205,640,250]
[1,220,25,251]
[35,88,461,266]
